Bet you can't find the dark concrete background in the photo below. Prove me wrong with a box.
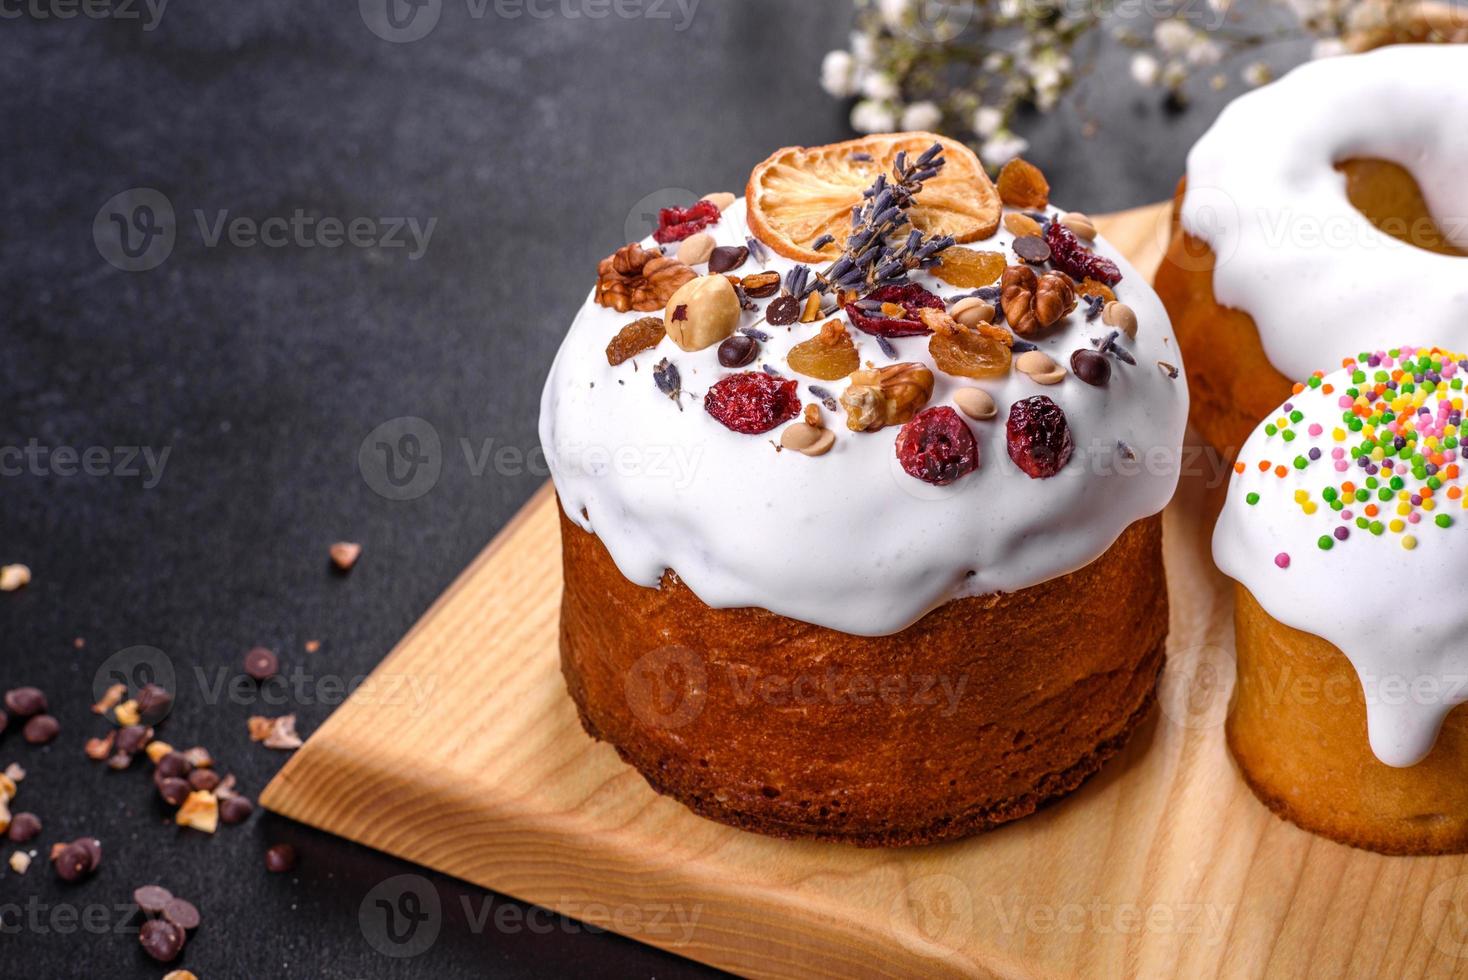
[0,1,1303,976]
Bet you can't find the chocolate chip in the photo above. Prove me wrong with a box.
[187,769,220,792]
[156,752,192,779]
[717,335,758,368]
[116,724,153,755]
[0,709,7,731]
[766,295,800,326]
[1071,348,1112,387]
[162,897,201,931]
[75,837,102,869]
[157,777,191,807]
[133,884,174,914]
[264,844,297,873]
[707,245,749,274]
[7,812,41,843]
[243,647,279,682]
[52,842,93,882]
[740,271,781,299]
[219,794,254,825]
[1013,235,1052,264]
[134,683,173,721]
[107,751,134,771]
[22,714,59,745]
[4,687,47,718]
[139,919,185,963]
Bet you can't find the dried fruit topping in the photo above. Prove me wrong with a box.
[996,158,1050,209]
[924,308,1013,379]
[845,283,945,338]
[1006,395,1074,479]
[1012,235,1051,264]
[595,244,695,313]
[653,200,722,244]
[931,247,1007,288]
[1001,266,1077,337]
[708,245,749,274]
[1077,277,1116,303]
[895,407,979,485]
[787,320,860,381]
[704,372,800,434]
[606,317,665,366]
[1071,348,1112,386]
[840,363,935,432]
[1004,212,1043,239]
[717,334,759,368]
[1045,220,1121,286]
[799,292,824,323]
[767,295,801,326]
[664,275,740,352]
[740,271,781,298]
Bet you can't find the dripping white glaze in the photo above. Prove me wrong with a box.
[540,197,1188,637]
[1181,45,1468,381]
[1213,351,1468,767]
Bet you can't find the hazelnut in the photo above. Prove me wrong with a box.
[663,275,740,352]
[950,297,996,328]
[1102,301,1138,339]
[676,232,716,266]
[954,387,998,421]
[1060,212,1097,240]
[701,192,736,212]
[839,363,935,432]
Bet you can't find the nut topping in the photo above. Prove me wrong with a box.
[1001,265,1077,337]
[1016,349,1066,385]
[1102,300,1138,339]
[949,296,996,328]
[663,275,740,352]
[839,363,935,432]
[676,232,716,266]
[594,243,695,313]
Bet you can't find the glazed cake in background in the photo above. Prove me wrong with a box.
[1216,346,1468,854]
[540,133,1188,846]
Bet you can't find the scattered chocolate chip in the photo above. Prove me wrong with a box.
[156,752,192,779]
[739,271,780,299]
[0,709,7,731]
[1071,349,1112,387]
[243,647,279,682]
[766,295,800,326]
[264,844,297,873]
[708,245,749,274]
[162,897,201,931]
[717,334,758,368]
[4,687,47,718]
[157,777,191,807]
[1013,235,1052,264]
[133,885,175,914]
[139,918,186,963]
[76,837,102,869]
[22,714,59,745]
[116,724,153,755]
[218,795,255,825]
[134,683,173,720]
[7,812,41,842]
[187,769,220,792]
[52,842,94,882]
[107,751,134,771]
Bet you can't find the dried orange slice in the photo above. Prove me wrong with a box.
[746,132,1001,264]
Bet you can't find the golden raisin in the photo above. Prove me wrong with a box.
[606,316,665,366]
[996,158,1050,209]
[928,317,1013,379]
[1077,277,1116,303]
[931,247,1007,288]
[787,320,860,381]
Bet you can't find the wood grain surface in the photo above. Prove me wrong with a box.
[261,204,1468,978]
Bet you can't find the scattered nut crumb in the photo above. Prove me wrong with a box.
[249,715,303,750]
[92,683,126,715]
[0,564,30,592]
[304,640,320,653]
[9,851,30,874]
[329,542,361,571]
[3,763,24,783]
[113,699,141,726]
[145,741,174,764]
[163,971,200,980]
[85,733,115,761]
[175,791,219,833]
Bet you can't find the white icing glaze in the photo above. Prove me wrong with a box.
[540,198,1188,637]
[1181,45,1468,381]
[1214,349,1468,767]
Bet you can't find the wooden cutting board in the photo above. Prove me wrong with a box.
[261,203,1468,979]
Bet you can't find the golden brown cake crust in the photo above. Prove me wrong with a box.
[558,505,1169,847]
[1228,586,1468,855]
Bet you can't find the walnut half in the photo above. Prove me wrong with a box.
[840,363,935,432]
[1001,265,1077,337]
[595,243,696,313]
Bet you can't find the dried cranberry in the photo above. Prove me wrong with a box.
[1006,395,1074,479]
[895,407,979,485]
[845,283,945,338]
[704,372,800,434]
[653,201,721,244]
[1045,221,1121,286]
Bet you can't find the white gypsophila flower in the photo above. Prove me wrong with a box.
[981,131,1029,167]
[1312,37,1348,59]
[851,100,899,134]
[901,100,943,132]
[1154,19,1194,55]
[983,51,1007,72]
[1242,61,1273,86]
[821,50,860,98]
[1027,50,1072,91]
[861,71,900,101]
[1161,60,1189,89]
[849,30,875,68]
[972,105,1003,137]
[878,0,912,31]
[1187,36,1224,66]
[998,0,1023,20]
[1130,53,1161,87]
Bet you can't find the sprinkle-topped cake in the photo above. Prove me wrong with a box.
[1216,345,1468,853]
[541,133,1189,845]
